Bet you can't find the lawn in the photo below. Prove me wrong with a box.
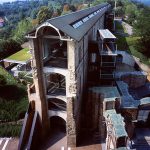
[115,21,150,66]
[6,48,31,62]
[0,66,28,137]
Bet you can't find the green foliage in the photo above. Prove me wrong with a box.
[37,6,53,24]
[0,74,6,86]
[6,48,31,62]
[115,6,125,17]
[12,18,33,44]
[0,11,5,17]
[92,0,107,6]
[0,66,28,137]
[125,3,138,25]
[0,124,22,137]
[133,7,150,57]
[0,98,28,121]
[115,21,150,65]
[0,39,21,59]
[0,66,18,85]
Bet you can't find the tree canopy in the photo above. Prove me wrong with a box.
[37,6,53,24]
[12,18,33,44]
[134,7,150,56]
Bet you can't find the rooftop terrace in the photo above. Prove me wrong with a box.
[90,86,120,100]
[4,48,31,64]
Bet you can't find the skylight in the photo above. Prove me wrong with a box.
[72,5,107,29]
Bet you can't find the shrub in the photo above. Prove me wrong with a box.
[0,74,6,85]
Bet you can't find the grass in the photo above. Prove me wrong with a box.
[6,48,31,62]
[115,21,124,31]
[115,21,150,66]
[0,124,22,137]
[0,66,18,85]
[0,66,28,137]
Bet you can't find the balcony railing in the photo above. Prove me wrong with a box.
[99,42,117,55]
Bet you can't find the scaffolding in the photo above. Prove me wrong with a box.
[98,29,117,84]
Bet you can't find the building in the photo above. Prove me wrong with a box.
[18,2,150,150]
[0,18,4,27]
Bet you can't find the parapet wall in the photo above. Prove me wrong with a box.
[117,50,150,73]
[120,72,147,88]
[117,51,135,67]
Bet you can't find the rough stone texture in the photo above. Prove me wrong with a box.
[87,89,105,141]
[67,97,77,147]
[122,109,138,121]
[29,38,50,137]
[21,7,110,149]
[121,73,147,88]
[125,121,135,139]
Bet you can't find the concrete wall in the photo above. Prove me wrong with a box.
[66,14,105,146]
[117,51,135,67]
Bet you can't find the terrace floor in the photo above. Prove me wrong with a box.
[45,57,67,68]
[0,138,19,150]
[116,63,136,72]
[48,88,66,96]
[41,129,102,150]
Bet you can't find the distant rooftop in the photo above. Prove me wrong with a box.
[89,86,120,100]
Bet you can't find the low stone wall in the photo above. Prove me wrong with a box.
[117,51,135,67]
[117,50,150,73]
[121,72,147,88]
[133,56,150,72]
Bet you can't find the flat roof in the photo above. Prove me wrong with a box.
[89,86,120,100]
[105,109,127,138]
[4,48,31,64]
[99,29,116,40]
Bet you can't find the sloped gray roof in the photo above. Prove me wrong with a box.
[28,3,111,41]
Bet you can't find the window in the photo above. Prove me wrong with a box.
[91,53,96,63]
[72,6,106,29]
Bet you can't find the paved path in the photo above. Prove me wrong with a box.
[0,138,19,150]
[122,21,133,36]
[41,128,102,150]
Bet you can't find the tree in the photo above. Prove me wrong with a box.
[92,0,107,6]
[37,6,53,24]
[125,3,138,24]
[134,8,150,56]
[0,39,21,59]
[0,75,6,86]
[0,11,5,17]
[12,18,33,44]
[61,4,72,15]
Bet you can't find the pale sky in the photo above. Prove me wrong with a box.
[0,0,18,4]
[0,0,149,4]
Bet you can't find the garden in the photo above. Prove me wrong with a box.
[0,66,28,137]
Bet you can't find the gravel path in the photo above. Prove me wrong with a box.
[122,21,133,35]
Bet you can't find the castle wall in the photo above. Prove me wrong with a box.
[66,14,106,146]
[28,11,107,148]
